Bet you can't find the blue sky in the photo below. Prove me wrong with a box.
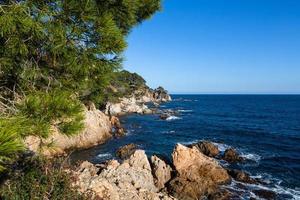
[124,0,300,94]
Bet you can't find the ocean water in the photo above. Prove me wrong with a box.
[71,95,300,199]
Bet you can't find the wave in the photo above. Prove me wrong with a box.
[212,142,231,152]
[96,153,112,159]
[166,116,182,121]
[178,109,193,113]
[241,152,262,163]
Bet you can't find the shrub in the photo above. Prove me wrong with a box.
[0,156,88,200]
[18,90,85,138]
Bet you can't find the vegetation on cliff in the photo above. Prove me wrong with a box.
[0,0,161,196]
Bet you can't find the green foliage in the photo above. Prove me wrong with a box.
[0,0,160,178]
[18,90,85,138]
[0,156,88,200]
[0,0,161,105]
[0,121,24,173]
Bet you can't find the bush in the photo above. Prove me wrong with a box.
[18,90,85,138]
[0,156,88,200]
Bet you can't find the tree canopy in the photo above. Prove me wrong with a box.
[0,0,161,172]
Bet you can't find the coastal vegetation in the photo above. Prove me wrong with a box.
[0,0,161,198]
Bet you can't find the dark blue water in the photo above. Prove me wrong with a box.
[71,95,300,199]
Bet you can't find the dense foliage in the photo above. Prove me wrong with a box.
[0,156,89,200]
[0,0,160,172]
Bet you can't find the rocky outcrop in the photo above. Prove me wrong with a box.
[25,106,112,156]
[70,142,274,200]
[168,144,231,199]
[72,150,175,200]
[222,148,243,163]
[152,86,172,102]
[105,87,171,116]
[105,96,153,116]
[190,141,220,158]
[150,155,172,190]
[110,116,125,137]
[116,143,138,159]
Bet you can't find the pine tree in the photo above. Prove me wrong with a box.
[0,0,161,172]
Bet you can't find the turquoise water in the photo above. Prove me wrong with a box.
[71,95,300,199]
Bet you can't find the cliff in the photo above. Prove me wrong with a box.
[24,105,112,156]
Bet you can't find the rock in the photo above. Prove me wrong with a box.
[253,189,276,200]
[223,148,243,163]
[160,113,171,120]
[111,116,126,137]
[227,169,256,184]
[105,96,152,116]
[153,86,172,102]
[116,144,138,159]
[72,150,175,200]
[169,144,231,199]
[150,155,172,190]
[25,106,112,156]
[191,141,220,157]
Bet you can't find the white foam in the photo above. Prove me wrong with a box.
[178,109,193,113]
[181,140,200,145]
[212,142,231,152]
[166,116,181,121]
[96,153,112,159]
[241,152,261,162]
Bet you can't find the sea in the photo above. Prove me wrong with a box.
[71,95,300,199]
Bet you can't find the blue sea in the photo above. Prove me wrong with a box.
[71,95,300,199]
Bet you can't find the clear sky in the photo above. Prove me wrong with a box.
[123,0,300,94]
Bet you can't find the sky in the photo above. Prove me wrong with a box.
[123,0,300,94]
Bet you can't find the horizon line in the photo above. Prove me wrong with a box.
[170,93,300,95]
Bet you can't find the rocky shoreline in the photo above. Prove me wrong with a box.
[24,86,172,156]
[70,141,276,200]
[23,87,277,199]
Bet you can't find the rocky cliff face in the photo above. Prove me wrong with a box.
[25,105,112,156]
[105,86,171,116]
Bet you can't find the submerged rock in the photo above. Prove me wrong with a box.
[227,169,256,184]
[160,113,171,120]
[150,155,172,190]
[116,143,137,159]
[168,144,231,199]
[190,141,220,157]
[223,148,243,163]
[208,189,232,200]
[253,189,276,200]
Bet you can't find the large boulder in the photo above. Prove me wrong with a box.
[116,143,138,159]
[150,155,173,190]
[190,141,220,157]
[227,169,256,184]
[223,148,243,163]
[73,150,175,200]
[168,144,231,199]
[111,116,126,137]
